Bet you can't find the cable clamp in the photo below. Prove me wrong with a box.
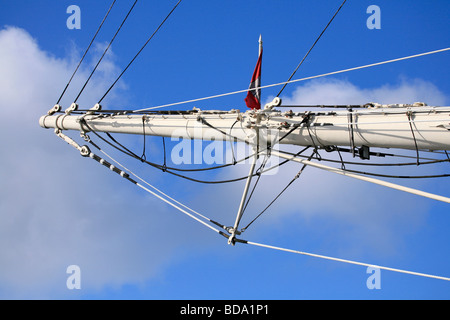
[226,227,241,246]
[263,97,282,110]
[47,104,62,115]
[54,129,83,153]
[225,226,241,236]
[80,130,91,143]
[87,103,102,115]
[65,103,78,114]
[79,145,91,157]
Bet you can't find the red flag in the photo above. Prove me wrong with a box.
[245,47,262,110]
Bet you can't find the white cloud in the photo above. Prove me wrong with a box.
[278,77,447,106]
[0,26,189,298]
[0,26,447,298]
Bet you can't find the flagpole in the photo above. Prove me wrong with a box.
[228,36,263,245]
[258,35,262,105]
[259,34,263,56]
[244,35,263,110]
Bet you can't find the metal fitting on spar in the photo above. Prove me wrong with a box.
[39,112,90,132]
[79,145,91,157]
[39,113,71,131]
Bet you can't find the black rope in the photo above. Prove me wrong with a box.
[276,0,347,97]
[106,128,254,172]
[342,168,450,179]
[197,116,250,145]
[241,146,311,216]
[175,113,450,180]
[82,119,156,165]
[106,132,141,159]
[74,0,138,103]
[241,150,315,232]
[279,149,450,179]
[98,0,183,104]
[79,114,450,185]
[162,137,167,171]
[194,114,314,190]
[347,108,356,157]
[305,123,322,160]
[229,120,239,165]
[141,116,147,161]
[79,118,295,184]
[56,0,116,105]
[277,114,309,143]
[241,155,270,216]
[81,118,246,172]
[407,111,420,165]
[336,147,346,170]
[282,148,450,168]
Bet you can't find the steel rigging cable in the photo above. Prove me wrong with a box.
[276,0,347,97]
[54,128,450,283]
[241,151,315,233]
[74,0,139,104]
[98,0,183,104]
[132,47,450,112]
[56,0,117,105]
[79,110,450,184]
[80,118,292,184]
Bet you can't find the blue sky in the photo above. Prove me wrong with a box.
[0,0,449,300]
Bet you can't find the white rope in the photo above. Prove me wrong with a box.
[133,47,450,112]
[271,150,450,203]
[135,182,222,234]
[97,143,450,282]
[96,147,224,235]
[57,132,450,283]
[99,147,450,282]
[246,240,450,282]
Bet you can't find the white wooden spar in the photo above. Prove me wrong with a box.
[40,103,450,151]
[40,101,450,245]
